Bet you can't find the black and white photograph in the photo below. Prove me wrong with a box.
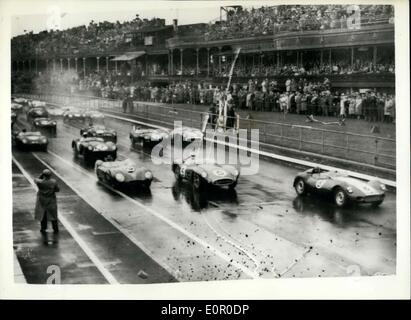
[0,0,409,300]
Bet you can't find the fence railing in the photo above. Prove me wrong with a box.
[18,92,396,171]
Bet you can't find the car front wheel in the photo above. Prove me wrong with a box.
[294,178,307,196]
[173,165,181,181]
[334,188,348,207]
[192,173,204,191]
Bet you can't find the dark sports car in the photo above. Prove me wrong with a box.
[27,107,49,122]
[72,136,117,164]
[80,125,117,143]
[32,117,57,135]
[293,167,386,207]
[129,125,170,147]
[14,131,48,151]
[172,155,239,191]
[95,158,153,188]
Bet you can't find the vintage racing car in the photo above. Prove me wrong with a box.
[14,131,48,151]
[11,102,23,113]
[72,136,117,163]
[27,106,49,122]
[129,125,170,147]
[63,108,87,123]
[32,117,57,135]
[84,110,105,123]
[13,97,30,105]
[80,125,117,143]
[95,158,153,188]
[28,100,46,108]
[169,126,204,144]
[293,167,386,207]
[172,154,239,190]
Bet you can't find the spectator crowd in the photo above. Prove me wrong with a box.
[207,4,394,40]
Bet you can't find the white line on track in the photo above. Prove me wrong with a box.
[43,149,259,279]
[12,155,119,285]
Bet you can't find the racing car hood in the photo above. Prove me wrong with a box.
[336,176,384,196]
[195,163,239,182]
[97,160,152,182]
[82,139,116,150]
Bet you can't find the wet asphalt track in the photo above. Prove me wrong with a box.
[12,104,396,283]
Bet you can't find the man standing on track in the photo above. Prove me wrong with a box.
[34,169,60,234]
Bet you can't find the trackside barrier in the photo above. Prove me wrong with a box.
[16,93,396,186]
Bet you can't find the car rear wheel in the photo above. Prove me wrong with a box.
[143,180,152,189]
[229,180,238,189]
[371,200,384,207]
[294,178,307,195]
[334,188,348,207]
[174,165,181,181]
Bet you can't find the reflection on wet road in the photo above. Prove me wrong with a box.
[12,104,396,282]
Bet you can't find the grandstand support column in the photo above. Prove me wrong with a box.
[170,49,174,75]
[276,52,280,68]
[59,58,63,72]
[67,58,70,70]
[106,56,109,72]
[207,48,210,77]
[218,47,222,74]
[180,48,183,75]
[328,49,331,66]
[320,50,323,65]
[82,57,86,77]
[35,59,38,74]
[115,60,118,74]
[196,48,199,76]
[296,52,299,68]
[351,47,354,67]
[96,56,100,73]
[75,58,78,72]
[373,46,377,69]
[300,51,303,67]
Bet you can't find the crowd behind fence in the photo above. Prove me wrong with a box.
[16,93,396,171]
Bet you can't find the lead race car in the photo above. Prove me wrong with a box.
[293,167,386,207]
[32,117,57,135]
[129,125,170,147]
[172,154,240,191]
[14,131,48,151]
[95,158,153,188]
[72,136,117,164]
[80,125,117,143]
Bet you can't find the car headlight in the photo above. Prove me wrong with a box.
[145,171,153,179]
[201,171,207,178]
[88,146,93,150]
[380,184,387,191]
[115,173,125,182]
[346,186,353,193]
[40,138,47,143]
[233,169,239,176]
[52,121,56,125]
[68,115,73,118]
[22,138,28,143]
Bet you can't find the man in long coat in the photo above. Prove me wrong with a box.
[34,169,60,234]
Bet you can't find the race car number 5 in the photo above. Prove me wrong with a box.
[315,180,326,189]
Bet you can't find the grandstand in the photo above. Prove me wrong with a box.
[11,4,395,123]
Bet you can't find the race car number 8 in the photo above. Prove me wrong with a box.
[316,180,326,189]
